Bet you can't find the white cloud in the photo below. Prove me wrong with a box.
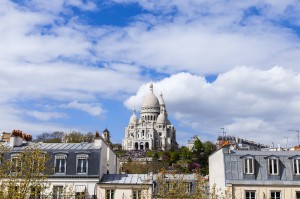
[125,66,300,146]
[27,111,66,121]
[0,104,70,135]
[61,101,104,116]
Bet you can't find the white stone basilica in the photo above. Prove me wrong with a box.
[122,83,178,151]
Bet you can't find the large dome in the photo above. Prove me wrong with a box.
[141,83,160,109]
[141,93,160,109]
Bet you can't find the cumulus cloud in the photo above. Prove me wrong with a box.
[0,104,70,134]
[93,0,300,74]
[61,101,104,116]
[27,111,66,121]
[2,0,300,145]
[125,66,300,146]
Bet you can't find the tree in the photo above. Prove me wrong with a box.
[0,144,50,199]
[152,170,232,199]
[194,139,204,155]
[35,131,64,143]
[84,132,94,143]
[153,169,207,199]
[65,131,84,143]
[180,146,192,159]
[169,151,180,164]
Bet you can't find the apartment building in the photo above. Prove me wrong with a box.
[209,148,300,199]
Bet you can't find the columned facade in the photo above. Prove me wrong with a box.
[122,83,178,151]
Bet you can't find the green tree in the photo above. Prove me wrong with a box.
[169,151,180,164]
[0,144,50,199]
[180,146,192,159]
[65,131,84,143]
[194,139,204,155]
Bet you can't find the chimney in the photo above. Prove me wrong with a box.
[10,130,24,147]
[94,131,102,147]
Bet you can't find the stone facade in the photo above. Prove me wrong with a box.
[122,83,178,151]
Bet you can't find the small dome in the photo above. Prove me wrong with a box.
[129,109,139,125]
[156,112,166,124]
[158,92,165,106]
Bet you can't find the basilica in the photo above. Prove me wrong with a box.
[122,83,178,151]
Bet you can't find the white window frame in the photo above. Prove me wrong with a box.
[245,190,256,199]
[270,191,281,199]
[54,155,67,174]
[106,189,115,199]
[244,157,254,174]
[293,158,300,175]
[268,158,279,175]
[53,185,63,199]
[11,154,21,173]
[76,154,88,174]
[132,189,142,199]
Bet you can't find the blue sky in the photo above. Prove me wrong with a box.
[2,0,300,147]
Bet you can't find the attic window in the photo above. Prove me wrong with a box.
[77,154,88,174]
[244,157,254,174]
[268,158,279,175]
[55,155,67,174]
[292,156,300,175]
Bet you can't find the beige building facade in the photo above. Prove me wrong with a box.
[209,148,300,199]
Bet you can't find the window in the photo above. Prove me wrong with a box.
[55,155,66,174]
[270,191,281,199]
[245,191,256,199]
[294,159,300,175]
[75,192,85,199]
[132,190,141,199]
[77,155,88,174]
[268,158,279,175]
[296,192,300,199]
[244,158,254,174]
[75,185,86,199]
[11,154,21,173]
[184,182,191,193]
[30,187,41,199]
[53,186,63,199]
[106,189,115,199]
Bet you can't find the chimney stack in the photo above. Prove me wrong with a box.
[9,130,32,147]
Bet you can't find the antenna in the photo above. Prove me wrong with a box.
[284,136,289,149]
[221,128,226,137]
[288,130,300,146]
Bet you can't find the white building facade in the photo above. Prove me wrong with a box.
[122,83,178,151]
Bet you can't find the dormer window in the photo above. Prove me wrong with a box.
[289,156,300,175]
[240,155,255,174]
[77,154,88,174]
[244,157,254,174]
[55,154,67,174]
[11,154,21,173]
[268,157,279,175]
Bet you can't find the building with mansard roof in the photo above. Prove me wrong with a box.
[122,83,178,151]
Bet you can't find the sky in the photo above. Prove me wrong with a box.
[1,0,300,148]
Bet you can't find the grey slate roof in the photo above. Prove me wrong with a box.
[2,142,100,151]
[100,174,195,185]
[223,149,300,184]
[1,142,101,177]
[100,174,152,184]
